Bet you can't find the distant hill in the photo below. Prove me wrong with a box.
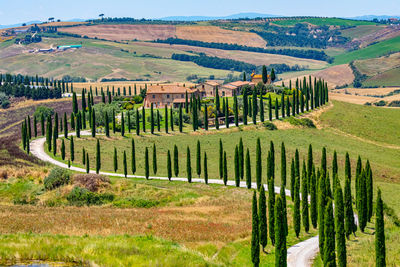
[0,18,86,30]
[159,13,280,21]
[348,15,400,21]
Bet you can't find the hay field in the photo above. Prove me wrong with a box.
[354,52,400,77]
[60,24,177,41]
[175,25,267,47]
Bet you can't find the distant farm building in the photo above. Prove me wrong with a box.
[57,45,82,51]
[143,84,199,108]
[251,71,270,84]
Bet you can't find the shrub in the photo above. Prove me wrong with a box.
[44,167,71,190]
[262,122,277,130]
[67,186,114,206]
[33,106,54,119]
[388,100,400,107]
[374,100,387,107]
[0,93,10,109]
[72,174,110,192]
[286,117,316,128]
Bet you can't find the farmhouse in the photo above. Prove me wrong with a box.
[219,81,255,97]
[143,84,198,108]
[200,80,223,97]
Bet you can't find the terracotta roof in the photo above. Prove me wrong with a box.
[229,81,252,87]
[221,84,238,90]
[147,85,195,94]
[205,81,222,86]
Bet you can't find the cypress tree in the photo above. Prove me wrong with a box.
[243,87,248,125]
[70,136,74,162]
[142,107,146,133]
[280,185,288,237]
[63,113,68,138]
[251,191,260,267]
[239,138,244,180]
[52,123,57,155]
[96,139,101,174]
[170,107,174,132]
[321,147,327,175]
[224,100,229,128]
[145,147,149,179]
[301,161,309,233]
[323,199,336,267]
[268,164,275,245]
[112,110,116,134]
[196,140,201,177]
[366,160,373,222]
[355,156,362,204]
[215,88,220,113]
[262,65,268,84]
[268,95,272,121]
[121,112,125,137]
[54,113,58,139]
[259,185,268,251]
[152,143,157,175]
[375,188,386,267]
[307,144,313,190]
[281,142,286,186]
[234,146,240,187]
[130,139,136,174]
[157,110,161,132]
[113,147,118,172]
[335,183,346,267]
[260,94,264,122]
[275,195,287,267]
[174,145,179,177]
[165,105,169,133]
[234,92,239,126]
[61,139,65,160]
[252,89,257,124]
[72,92,78,114]
[223,151,228,186]
[294,171,301,238]
[21,122,26,151]
[105,112,110,137]
[359,170,368,232]
[292,91,296,117]
[310,166,318,229]
[46,116,52,151]
[246,148,252,189]
[290,159,295,201]
[204,152,208,184]
[318,173,326,258]
[123,151,127,177]
[86,153,89,173]
[136,109,140,136]
[281,93,285,119]
[167,150,172,181]
[204,104,209,130]
[215,110,219,130]
[41,113,45,136]
[275,97,279,120]
[150,104,154,134]
[187,146,192,183]
[219,139,223,179]
[332,150,338,179]
[344,167,356,238]
[127,111,131,133]
[256,138,262,190]
[179,104,183,132]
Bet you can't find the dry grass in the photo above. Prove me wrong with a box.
[355,52,400,76]
[60,24,176,41]
[176,25,267,48]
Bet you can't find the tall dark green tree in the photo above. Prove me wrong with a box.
[251,191,260,267]
[72,92,78,114]
[358,170,368,232]
[262,65,268,84]
[234,92,239,126]
[131,139,136,174]
[86,153,90,174]
[61,139,65,160]
[256,138,262,190]
[275,195,287,267]
[365,160,373,222]
[293,171,301,238]
[301,161,309,233]
[96,139,101,174]
[121,112,125,137]
[243,87,248,125]
[204,104,209,130]
[259,185,268,252]
[127,111,131,133]
[187,146,192,183]
[252,89,257,124]
[268,163,275,245]
[223,151,228,186]
[152,143,157,175]
[196,140,201,177]
[142,107,146,133]
[136,109,140,136]
[268,95,272,121]
[70,136,74,162]
[219,139,223,179]
[63,113,68,138]
[275,98,279,120]
[321,147,327,175]
[170,107,174,132]
[204,152,208,184]
[290,159,295,201]
[150,104,154,134]
[52,122,57,155]
[280,185,288,237]
[91,109,96,137]
[323,199,336,267]
[344,171,356,239]
[167,150,172,181]
[375,188,386,267]
[246,148,252,189]
[123,150,127,178]
[260,94,265,122]
[307,144,313,190]
[179,104,183,132]
[239,138,244,180]
[281,142,286,186]
[112,110,116,134]
[144,147,149,179]
[335,183,346,267]
[113,147,118,172]
[310,166,318,229]
[105,112,110,137]
[174,145,179,177]
[318,173,327,258]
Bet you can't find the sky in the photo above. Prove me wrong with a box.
[0,0,399,25]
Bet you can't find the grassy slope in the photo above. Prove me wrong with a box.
[362,67,400,87]
[340,25,385,39]
[333,35,400,65]
[0,37,236,81]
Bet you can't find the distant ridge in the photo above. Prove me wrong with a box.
[347,15,400,21]
[0,18,86,30]
[159,12,280,21]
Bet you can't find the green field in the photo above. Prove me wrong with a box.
[271,18,376,27]
[340,25,385,40]
[362,67,400,87]
[333,35,400,65]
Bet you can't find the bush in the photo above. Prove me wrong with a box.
[262,122,277,130]
[374,100,387,107]
[0,93,10,109]
[44,167,71,190]
[72,174,110,192]
[286,117,316,128]
[67,186,114,206]
[33,106,54,119]
[388,100,400,107]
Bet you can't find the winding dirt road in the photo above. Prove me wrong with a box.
[30,131,319,267]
